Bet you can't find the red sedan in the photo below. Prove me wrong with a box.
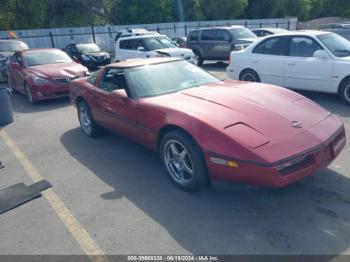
[8,48,88,103]
[69,58,346,191]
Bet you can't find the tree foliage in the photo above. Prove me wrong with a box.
[0,0,349,30]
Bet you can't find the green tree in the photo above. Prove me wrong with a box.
[200,0,248,20]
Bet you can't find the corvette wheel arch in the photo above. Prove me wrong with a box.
[157,125,200,152]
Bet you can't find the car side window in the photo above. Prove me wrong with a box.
[201,30,216,41]
[217,30,230,41]
[289,37,322,57]
[120,39,144,50]
[188,31,199,42]
[253,37,288,56]
[100,68,128,92]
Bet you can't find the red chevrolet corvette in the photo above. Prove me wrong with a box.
[69,58,346,191]
[8,48,88,103]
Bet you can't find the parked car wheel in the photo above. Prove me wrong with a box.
[339,78,350,105]
[77,101,101,137]
[24,83,35,104]
[160,130,209,191]
[239,69,260,82]
[193,50,203,66]
[8,76,17,94]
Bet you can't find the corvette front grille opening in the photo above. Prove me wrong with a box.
[278,156,313,177]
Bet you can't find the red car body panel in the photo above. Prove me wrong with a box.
[70,60,346,187]
[8,49,87,101]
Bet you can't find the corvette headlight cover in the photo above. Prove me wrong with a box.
[225,123,270,149]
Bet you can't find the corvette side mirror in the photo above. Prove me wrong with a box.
[111,89,129,103]
[137,46,145,52]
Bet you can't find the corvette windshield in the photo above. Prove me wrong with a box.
[317,33,350,57]
[126,60,220,98]
[24,50,72,66]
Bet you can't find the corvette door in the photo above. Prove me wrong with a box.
[98,68,138,139]
[284,36,333,91]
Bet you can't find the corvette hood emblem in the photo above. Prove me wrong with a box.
[291,121,303,128]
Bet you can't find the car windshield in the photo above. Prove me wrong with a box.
[126,60,220,98]
[143,36,177,50]
[24,50,72,66]
[230,28,257,39]
[0,41,29,52]
[76,43,101,53]
[317,33,350,57]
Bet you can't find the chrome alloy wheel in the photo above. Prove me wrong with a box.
[79,105,92,135]
[163,140,194,185]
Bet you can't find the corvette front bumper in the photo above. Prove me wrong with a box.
[206,126,346,187]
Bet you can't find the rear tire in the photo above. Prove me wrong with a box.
[339,78,350,105]
[160,130,209,192]
[239,69,260,82]
[77,101,102,137]
[193,50,204,66]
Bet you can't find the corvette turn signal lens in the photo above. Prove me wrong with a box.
[227,161,239,168]
[210,157,239,168]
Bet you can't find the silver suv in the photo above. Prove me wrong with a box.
[186,26,257,66]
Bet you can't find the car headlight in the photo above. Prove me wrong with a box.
[81,54,92,61]
[32,76,50,84]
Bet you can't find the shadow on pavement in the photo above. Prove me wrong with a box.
[61,127,350,255]
[10,93,71,114]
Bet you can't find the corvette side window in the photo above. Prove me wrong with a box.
[101,68,127,92]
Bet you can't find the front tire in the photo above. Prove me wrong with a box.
[8,76,17,94]
[24,83,36,104]
[193,50,204,67]
[77,101,101,137]
[339,78,350,105]
[239,69,260,82]
[160,130,209,191]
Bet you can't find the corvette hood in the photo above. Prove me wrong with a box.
[154,80,330,145]
[154,48,194,58]
[27,62,87,78]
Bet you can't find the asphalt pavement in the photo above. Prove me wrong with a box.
[0,62,349,256]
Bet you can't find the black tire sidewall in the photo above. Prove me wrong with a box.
[340,79,350,105]
[240,69,260,82]
[193,50,203,66]
[160,130,209,191]
[25,83,35,104]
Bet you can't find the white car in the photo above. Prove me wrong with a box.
[227,30,350,104]
[115,34,197,64]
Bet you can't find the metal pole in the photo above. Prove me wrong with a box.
[91,25,96,43]
[49,32,55,48]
